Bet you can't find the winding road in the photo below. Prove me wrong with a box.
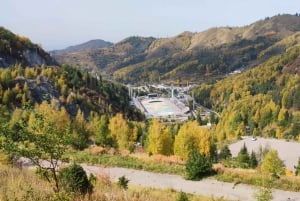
[81,164,300,201]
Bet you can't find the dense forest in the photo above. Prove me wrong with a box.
[0,65,140,118]
[192,32,300,141]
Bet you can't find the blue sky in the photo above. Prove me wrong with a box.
[1,0,299,50]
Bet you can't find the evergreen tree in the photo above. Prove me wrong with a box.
[295,157,300,176]
[236,143,250,168]
[249,151,258,169]
[59,163,93,195]
[185,150,213,180]
[219,145,232,160]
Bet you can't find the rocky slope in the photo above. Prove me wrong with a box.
[0,27,56,67]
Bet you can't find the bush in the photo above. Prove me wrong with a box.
[118,175,129,190]
[185,150,213,180]
[254,186,272,201]
[177,191,189,201]
[59,163,93,195]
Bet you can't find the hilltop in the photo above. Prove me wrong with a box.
[0,27,56,67]
[50,39,113,55]
[52,14,300,83]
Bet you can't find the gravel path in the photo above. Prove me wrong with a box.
[82,164,300,201]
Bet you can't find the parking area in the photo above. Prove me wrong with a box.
[229,137,300,171]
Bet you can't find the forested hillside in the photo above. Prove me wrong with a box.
[0,64,145,151]
[53,14,300,83]
[0,27,56,67]
[0,64,140,118]
[193,32,300,141]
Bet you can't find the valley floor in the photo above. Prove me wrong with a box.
[82,164,300,201]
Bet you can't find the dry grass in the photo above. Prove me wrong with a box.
[133,153,184,165]
[0,164,227,201]
[0,165,53,201]
[68,150,186,176]
[214,165,300,192]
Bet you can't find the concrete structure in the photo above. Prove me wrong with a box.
[133,95,190,121]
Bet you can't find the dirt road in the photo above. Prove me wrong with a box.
[82,164,300,201]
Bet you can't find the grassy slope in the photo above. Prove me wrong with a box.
[0,164,226,201]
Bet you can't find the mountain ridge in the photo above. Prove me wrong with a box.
[52,14,300,83]
[50,39,113,55]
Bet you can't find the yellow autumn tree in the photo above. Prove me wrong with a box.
[70,108,90,150]
[261,150,285,176]
[27,100,71,134]
[109,113,137,151]
[174,121,212,161]
[147,119,173,155]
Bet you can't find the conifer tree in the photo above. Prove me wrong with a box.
[295,157,300,176]
[219,145,232,160]
[249,151,258,168]
[236,143,250,168]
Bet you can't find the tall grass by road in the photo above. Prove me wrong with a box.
[67,150,186,176]
[0,164,226,201]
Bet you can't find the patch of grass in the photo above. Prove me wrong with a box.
[67,150,186,176]
[0,165,53,201]
[128,186,228,201]
[214,167,300,192]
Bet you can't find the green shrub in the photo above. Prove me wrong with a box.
[49,192,71,201]
[254,186,272,201]
[59,163,93,195]
[185,150,213,180]
[118,175,129,190]
[177,191,189,201]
